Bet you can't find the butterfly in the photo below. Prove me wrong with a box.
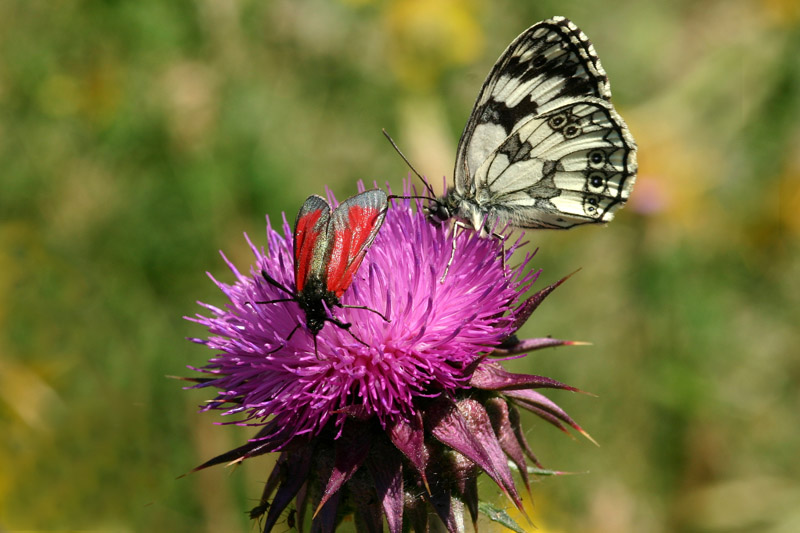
[259,189,389,352]
[425,16,637,240]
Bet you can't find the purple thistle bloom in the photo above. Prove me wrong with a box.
[185,183,591,533]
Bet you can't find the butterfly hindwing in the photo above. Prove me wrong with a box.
[474,99,636,228]
[450,16,636,230]
[324,190,388,297]
[293,195,331,293]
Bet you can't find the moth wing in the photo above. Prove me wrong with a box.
[455,16,611,198]
[324,189,388,297]
[473,99,637,229]
[293,195,331,292]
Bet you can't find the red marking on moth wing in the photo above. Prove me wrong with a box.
[325,204,386,297]
[294,209,326,292]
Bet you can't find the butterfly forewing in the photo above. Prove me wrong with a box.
[293,195,332,293]
[324,190,388,297]
[451,16,636,229]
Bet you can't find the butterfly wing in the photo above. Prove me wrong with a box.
[454,16,636,228]
[473,98,636,228]
[324,189,388,297]
[293,195,332,293]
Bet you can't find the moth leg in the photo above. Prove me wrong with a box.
[285,323,302,341]
[341,304,390,323]
[441,220,471,283]
[326,316,370,348]
[264,323,302,355]
[327,315,352,331]
[344,329,369,347]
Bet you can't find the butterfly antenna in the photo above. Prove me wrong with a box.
[381,128,436,198]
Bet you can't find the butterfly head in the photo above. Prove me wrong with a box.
[424,192,461,226]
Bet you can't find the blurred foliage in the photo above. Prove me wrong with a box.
[1,0,799,531]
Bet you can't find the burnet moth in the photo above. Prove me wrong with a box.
[258,189,390,353]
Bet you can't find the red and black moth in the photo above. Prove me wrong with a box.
[259,189,390,351]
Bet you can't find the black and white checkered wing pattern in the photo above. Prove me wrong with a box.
[454,16,636,229]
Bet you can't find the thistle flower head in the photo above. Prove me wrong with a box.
[186,183,589,532]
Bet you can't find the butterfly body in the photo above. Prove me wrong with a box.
[427,16,636,234]
[260,190,389,344]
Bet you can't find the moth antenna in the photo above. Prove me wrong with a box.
[381,128,436,198]
[261,269,295,296]
[254,297,295,305]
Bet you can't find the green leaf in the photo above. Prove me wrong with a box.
[477,501,526,533]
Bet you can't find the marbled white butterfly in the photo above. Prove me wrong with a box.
[427,16,637,233]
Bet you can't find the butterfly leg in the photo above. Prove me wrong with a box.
[489,230,509,274]
[440,220,471,283]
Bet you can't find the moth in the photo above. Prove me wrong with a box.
[425,16,637,238]
[259,189,389,352]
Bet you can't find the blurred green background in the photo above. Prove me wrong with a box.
[2,0,799,531]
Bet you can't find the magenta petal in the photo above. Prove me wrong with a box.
[508,403,542,467]
[485,397,530,493]
[252,450,291,518]
[263,448,314,532]
[190,423,281,472]
[405,496,429,532]
[295,481,309,532]
[505,389,585,434]
[366,443,404,533]
[313,486,343,533]
[428,397,522,509]
[388,414,429,491]
[354,491,384,533]
[490,337,576,356]
[463,474,479,530]
[333,404,372,421]
[471,361,580,392]
[316,422,372,514]
[427,490,466,533]
[518,403,571,435]
[509,272,576,333]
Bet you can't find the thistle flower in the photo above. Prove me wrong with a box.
[185,183,591,532]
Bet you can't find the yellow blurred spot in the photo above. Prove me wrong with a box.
[761,0,800,26]
[498,490,564,533]
[0,358,63,431]
[37,74,81,117]
[37,64,121,125]
[776,161,800,237]
[385,0,484,90]
[623,106,725,246]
